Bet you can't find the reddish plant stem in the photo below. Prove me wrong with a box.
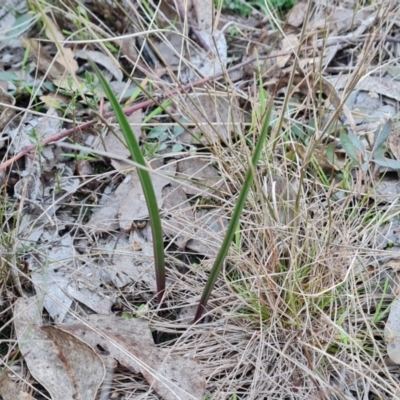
[1,34,394,171]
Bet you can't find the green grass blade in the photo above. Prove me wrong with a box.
[89,60,166,305]
[193,103,273,324]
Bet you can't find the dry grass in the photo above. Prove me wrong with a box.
[1,0,400,399]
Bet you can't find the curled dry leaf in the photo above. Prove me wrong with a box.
[44,18,78,78]
[22,36,78,91]
[22,38,66,80]
[14,297,105,400]
[59,314,206,400]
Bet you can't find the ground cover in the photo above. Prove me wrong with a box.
[1,0,400,399]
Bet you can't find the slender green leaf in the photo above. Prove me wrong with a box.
[6,13,36,39]
[372,145,386,161]
[340,130,361,164]
[193,103,273,324]
[143,99,172,123]
[89,60,166,305]
[372,120,392,155]
[0,72,19,81]
[360,161,369,172]
[347,131,365,155]
[326,143,336,167]
[291,123,305,142]
[373,157,400,170]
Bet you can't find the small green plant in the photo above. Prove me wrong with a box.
[214,0,296,17]
[89,60,166,306]
[145,118,190,156]
[214,0,252,16]
[89,58,273,323]
[340,120,400,172]
[193,103,273,323]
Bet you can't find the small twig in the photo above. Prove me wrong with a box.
[1,34,395,172]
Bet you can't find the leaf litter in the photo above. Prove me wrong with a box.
[3,0,400,398]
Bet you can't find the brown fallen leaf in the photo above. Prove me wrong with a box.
[176,157,228,195]
[39,92,70,110]
[22,38,78,90]
[186,208,229,257]
[0,371,34,400]
[327,75,400,102]
[95,109,143,171]
[277,34,300,68]
[287,2,308,27]
[59,314,206,400]
[44,18,79,79]
[173,92,241,144]
[162,184,196,249]
[14,297,105,400]
[118,161,176,232]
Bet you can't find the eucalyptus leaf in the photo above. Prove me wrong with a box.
[173,118,189,137]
